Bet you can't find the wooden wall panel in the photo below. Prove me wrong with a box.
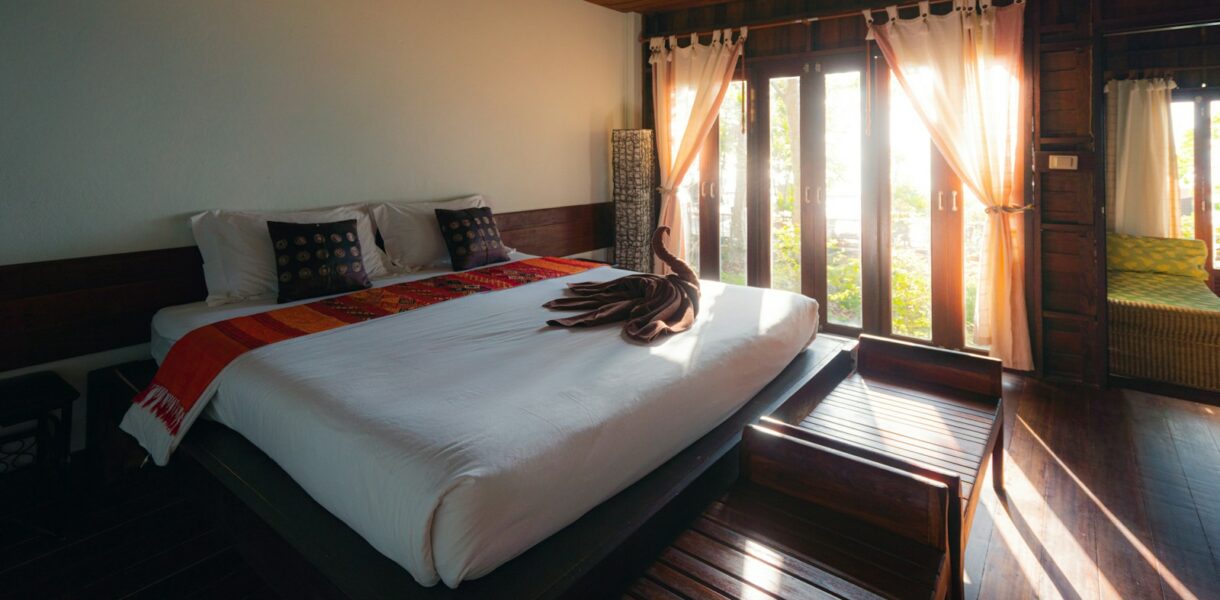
[1040,170,1094,225]
[1042,315,1094,383]
[1042,229,1098,316]
[1039,46,1093,142]
[1031,0,1101,385]
[1036,151,1095,225]
[1037,0,1090,41]
[1103,24,1220,88]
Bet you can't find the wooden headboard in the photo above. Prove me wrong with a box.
[0,202,613,372]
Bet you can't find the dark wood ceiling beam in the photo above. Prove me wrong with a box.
[584,0,736,14]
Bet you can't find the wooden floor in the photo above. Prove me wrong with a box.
[963,376,1220,600]
[2,376,1218,599]
[0,466,276,599]
[626,376,1220,600]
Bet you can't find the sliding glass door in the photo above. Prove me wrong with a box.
[879,64,988,351]
[750,55,868,333]
[678,51,990,352]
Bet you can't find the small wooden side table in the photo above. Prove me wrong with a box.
[86,359,158,484]
[0,371,79,476]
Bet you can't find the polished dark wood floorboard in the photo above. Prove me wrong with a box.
[0,466,276,599]
[4,376,1218,599]
[626,376,1220,600]
[965,376,1220,600]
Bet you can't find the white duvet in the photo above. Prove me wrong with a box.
[149,257,819,588]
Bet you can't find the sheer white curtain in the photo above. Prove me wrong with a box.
[1105,78,1180,238]
[649,29,745,274]
[867,0,1033,369]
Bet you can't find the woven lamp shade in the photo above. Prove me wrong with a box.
[611,129,656,272]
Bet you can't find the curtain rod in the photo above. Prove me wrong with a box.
[1102,19,1220,38]
[637,0,956,43]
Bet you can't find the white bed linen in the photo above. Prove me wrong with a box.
[149,257,819,588]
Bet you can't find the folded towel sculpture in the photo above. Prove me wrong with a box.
[544,227,700,343]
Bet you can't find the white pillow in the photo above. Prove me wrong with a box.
[191,205,390,306]
[371,195,490,271]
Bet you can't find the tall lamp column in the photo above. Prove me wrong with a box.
[611,129,656,272]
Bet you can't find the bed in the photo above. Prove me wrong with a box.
[1107,233,1220,392]
[143,253,821,589]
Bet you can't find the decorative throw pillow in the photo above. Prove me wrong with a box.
[1107,233,1209,281]
[267,220,372,303]
[370,195,489,271]
[434,207,511,271]
[191,204,390,306]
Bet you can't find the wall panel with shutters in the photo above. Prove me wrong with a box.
[1031,0,1102,385]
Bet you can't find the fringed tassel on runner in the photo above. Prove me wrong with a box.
[133,384,186,435]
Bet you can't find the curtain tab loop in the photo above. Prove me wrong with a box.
[886,5,899,21]
[739,25,748,40]
[862,9,874,25]
[918,1,930,19]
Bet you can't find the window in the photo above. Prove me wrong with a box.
[889,74,933,340]
[1170,92,1219,288]
[719,81,748,285]
[824,71,863,327]
[769,76,802,294]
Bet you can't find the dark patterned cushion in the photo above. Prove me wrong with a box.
[267,220,372,303]
[434,207,511,271]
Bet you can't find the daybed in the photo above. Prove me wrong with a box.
[1107,233,1220,392]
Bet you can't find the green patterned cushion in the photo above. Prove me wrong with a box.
[1109,271,1220,310]
[1107,233,1209,281]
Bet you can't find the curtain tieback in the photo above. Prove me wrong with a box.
[985,204,1034,215]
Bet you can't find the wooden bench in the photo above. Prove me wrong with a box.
[623,335,1004,600]
[624,423,953,599]
[767,334,1004,599]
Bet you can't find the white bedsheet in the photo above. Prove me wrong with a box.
[149,258,819,588]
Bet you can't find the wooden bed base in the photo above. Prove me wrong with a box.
[93,336,853,599]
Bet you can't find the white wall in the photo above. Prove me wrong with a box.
[0,0,640,265]
[0,0,641,449]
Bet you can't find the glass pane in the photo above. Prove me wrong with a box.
[1171,101,1196,239]
[677,156,700,269]
[719,81,748,285]
[1212,100,1220,268]
[963,188,989,349]
[769,76,801,293]
[826,71,863,327]
[889,75,932,339]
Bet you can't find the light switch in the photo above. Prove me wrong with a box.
[1048,155,1078,170]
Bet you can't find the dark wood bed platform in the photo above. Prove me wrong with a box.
[91,335,855,599]
[93,333,1004,600]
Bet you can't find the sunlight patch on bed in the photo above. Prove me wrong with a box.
[755,288,801,336]
[646,282,725,371]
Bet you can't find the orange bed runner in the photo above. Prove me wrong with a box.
[121,257,602,465]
